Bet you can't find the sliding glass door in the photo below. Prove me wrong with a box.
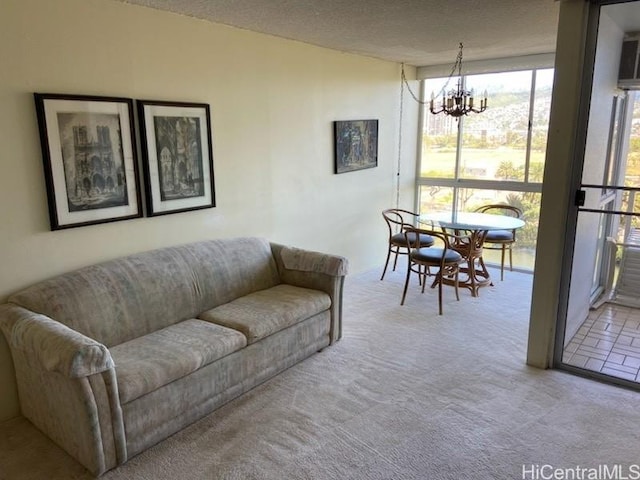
[557,0,640,387]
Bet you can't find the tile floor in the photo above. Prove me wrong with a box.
[563,302,640,381]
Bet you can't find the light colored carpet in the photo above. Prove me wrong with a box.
[1,267,639,480]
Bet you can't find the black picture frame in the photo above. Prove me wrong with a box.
[34,93,142,230]
[334,119,379,174]
[137,100,216,216]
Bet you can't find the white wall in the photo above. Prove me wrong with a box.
[0,0,418,421]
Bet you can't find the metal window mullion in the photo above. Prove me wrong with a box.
[612,94,626,185]
[615,92,634,193]
[613,92,631,219]
[578,207,640,217]
[525,70,537,183]
[415,80,427,214]
[581,184,640,192]
[452,75,465,212]
[416,176,543,193]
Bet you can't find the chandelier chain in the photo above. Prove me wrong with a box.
[400,66,427,106]
[400,42,463,106]
[396,44,465,208]
[396,43,483,206]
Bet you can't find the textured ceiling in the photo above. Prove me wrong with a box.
[118,0,561,67]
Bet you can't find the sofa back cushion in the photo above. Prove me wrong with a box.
[8,237,280,347]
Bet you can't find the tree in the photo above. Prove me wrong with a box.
[495,160,522,181]
[528,162,544,183]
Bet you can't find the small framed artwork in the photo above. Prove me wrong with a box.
[137,100,215,216]
[34,93,142,230]
[333,119,378,174]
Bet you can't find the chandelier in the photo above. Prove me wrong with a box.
[429,43,487,117]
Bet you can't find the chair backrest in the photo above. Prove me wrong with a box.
[475,204,522,219]
[475,204,522,242]
[382,208,419,237]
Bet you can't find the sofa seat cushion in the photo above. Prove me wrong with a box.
[198,284,331,345]
[111,319,246,404]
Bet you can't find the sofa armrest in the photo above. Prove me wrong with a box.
[271,243,348,344]
[0,304,113,378]
[279,246,349,277]
[0,304,125,475]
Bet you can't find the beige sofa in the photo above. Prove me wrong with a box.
[0,237,348,476]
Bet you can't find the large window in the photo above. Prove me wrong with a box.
[417,68,554,270]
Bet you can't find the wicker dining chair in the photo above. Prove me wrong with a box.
[401,226,465,315]
[474,204,523,281]
[381,209,434,280]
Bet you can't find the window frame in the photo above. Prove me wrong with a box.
[415,66,554,270]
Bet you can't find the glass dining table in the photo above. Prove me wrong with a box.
[418,211,525,296]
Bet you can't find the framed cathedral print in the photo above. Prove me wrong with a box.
[137,100,216,216]
[333,119,378,174]
[34,93,142,230]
